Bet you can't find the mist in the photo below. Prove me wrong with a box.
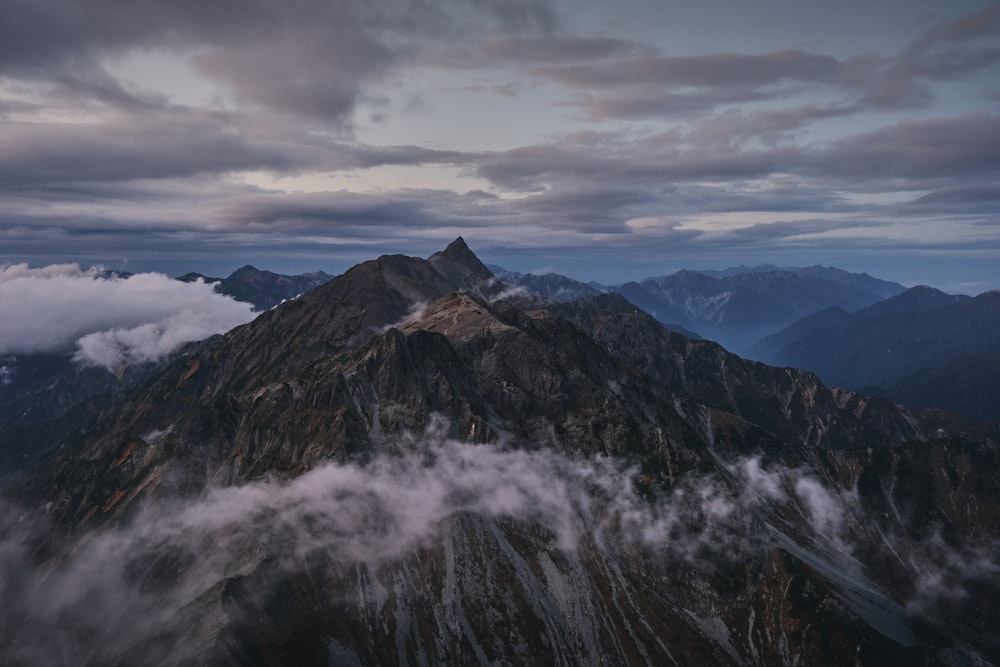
[0,423,993,664]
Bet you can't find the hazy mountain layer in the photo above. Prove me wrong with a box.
[610,268,899,354]
[764,287,1000,419]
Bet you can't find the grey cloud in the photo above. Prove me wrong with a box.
[531,49,842,89]
[477,137,797,190]
[860,5,1000,108]
[509,186,661,234]
[214,190,463,232]
[719,218,887,242]
[1,0,560,121]
[0,111,476,188]
[905,184,1000,216]
[0,114,305,186]
[914,2,1000,47]
[481,35,643,63]
[816,112,1000,185]
[574,86,776,120]
[522,6,1000,118]
[680,105,858,149]
[429,35,645,68]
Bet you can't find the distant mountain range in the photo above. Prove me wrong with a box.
[1,239,998,665]
[608,267,906,355]
[495,263,997,421]
[696,264,906,299]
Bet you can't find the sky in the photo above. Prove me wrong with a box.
[1,0,999,293]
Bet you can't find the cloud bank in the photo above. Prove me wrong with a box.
[0,263,255,370]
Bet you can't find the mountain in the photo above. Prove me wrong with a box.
[748,305,852,362]
[179,265,334,311]
[488,265,701,338]
[486,263,599,302]
[0,353,169,477]
[768,287,1000,418]
[697,265,906,300]
[0,264,334,476]
[613,268,892,354]
[888,352,1000,420]
[788,266,906,300]
[0,239,997,665]
[852,284,969,318]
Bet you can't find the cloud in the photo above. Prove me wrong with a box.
[0,110,479,188]
[0,0,559,121]
[720,218,886,242]
[0,1,997,289]
[815,112,1000,185]
[531,49,843,89]
[0,263,255,369]
[863,4,1000,108]
[427,35,645,68]
[0,114,304,186]
[526,48,857,120]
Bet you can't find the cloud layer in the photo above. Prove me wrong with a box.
[0,264,255,369]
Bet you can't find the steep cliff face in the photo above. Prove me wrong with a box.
[1,240,998,666]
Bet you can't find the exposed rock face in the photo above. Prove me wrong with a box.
[1,240,997,666]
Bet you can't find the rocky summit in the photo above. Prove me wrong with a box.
[0,238,998,666]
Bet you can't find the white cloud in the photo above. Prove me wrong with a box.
[0,263,255,370]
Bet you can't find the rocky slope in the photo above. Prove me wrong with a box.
[0,239,997,666]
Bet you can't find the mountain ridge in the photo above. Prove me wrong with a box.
[1,239,997,665]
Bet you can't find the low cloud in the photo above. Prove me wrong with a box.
[0,263,255,370]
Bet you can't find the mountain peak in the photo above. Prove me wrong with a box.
[430,236,477,266]
[428,237,497,294]
[228,265,264,279]
[445,235,470,252]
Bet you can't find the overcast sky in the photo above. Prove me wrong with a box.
[1,0,999,292]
